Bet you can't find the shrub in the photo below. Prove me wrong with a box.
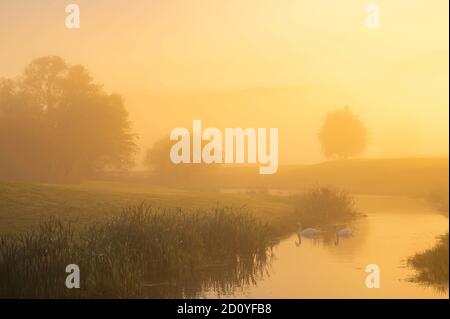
[292,186,357,226]
[408,233,449,290]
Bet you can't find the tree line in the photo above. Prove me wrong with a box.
[1,56,367,183]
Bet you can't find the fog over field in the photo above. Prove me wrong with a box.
[0,0,447,299]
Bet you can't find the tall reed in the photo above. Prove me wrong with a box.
[408,233,449,291]
[292,186,358,227]
[0,203,274,298]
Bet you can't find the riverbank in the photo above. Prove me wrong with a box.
[0,180,293,235]
[0,204,274,298]
[0,180,447,298]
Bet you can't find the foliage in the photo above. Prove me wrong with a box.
[292,186,358,226]
[408,233,449,290]
[0,56,137,182]
[318,107,367,159]
[0,204,273,298]
[145,137,221,187]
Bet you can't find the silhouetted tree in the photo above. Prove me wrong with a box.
[145,137,220,187]
[145,137,178,175]
[318,107,367,159]
[0,56,137,182]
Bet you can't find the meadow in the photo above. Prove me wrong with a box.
[0,180,294,235]
[0,158,448,297]
[0,177,362,297]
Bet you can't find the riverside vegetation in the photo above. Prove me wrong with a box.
[0,183,360,298]
[1,180,447,297]
[0,204,274,298]
[408,233,449,292]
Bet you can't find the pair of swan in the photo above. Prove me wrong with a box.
[295,222,353,246]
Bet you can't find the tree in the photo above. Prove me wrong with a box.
[318,107,367,159]
[0,56,137,182]
[145,137,220,187]
[145,137,178,174]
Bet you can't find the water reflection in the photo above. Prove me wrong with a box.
[407,233,449,295]
[142,253,272,298]
[146,196,448,298]
[206,196,449,298]
[294,221,367,255]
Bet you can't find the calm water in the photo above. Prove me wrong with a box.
[206,195,449,298]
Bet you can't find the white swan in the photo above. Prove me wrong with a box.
[336,228,353,238]
[334,228,353,245]
[297,223,321,238]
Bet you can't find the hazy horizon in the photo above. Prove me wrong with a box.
[0,1,448,300]
[1,0,448,166]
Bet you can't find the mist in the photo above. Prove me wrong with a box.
[0,0,448,168]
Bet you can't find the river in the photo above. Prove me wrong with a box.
[205,195,449,298]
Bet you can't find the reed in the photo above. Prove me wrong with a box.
[0,203,274,298]
[408,233,449,291]
[291,186,358,227]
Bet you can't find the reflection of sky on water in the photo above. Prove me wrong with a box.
[205,195,449,298]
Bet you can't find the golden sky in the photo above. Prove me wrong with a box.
[0,0,448,165]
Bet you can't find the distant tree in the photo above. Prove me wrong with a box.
[0,56,137,182]
[318,107,367,159]
[145,137,177,174]
[145,137,220,187]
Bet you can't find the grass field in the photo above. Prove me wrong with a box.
[0,157,448,297]
[0,180,294,235]
[215,157,449,196]
[1,157,448,234]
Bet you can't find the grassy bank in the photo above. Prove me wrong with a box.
[0,177,447,297]
[0,204,274,298]
[0,181,363,297]
[0,181,293,235]
[408,233,449,291]
[290,186,359,227]
[136,157,449,196]
[1,157,447,233]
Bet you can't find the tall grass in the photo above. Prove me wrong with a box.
[0,204,274,298]
[408,233,449,291]
[291,186,358,227]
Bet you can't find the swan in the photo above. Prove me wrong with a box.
[296,223,321,238]
[336,228,353,237]
[334,228,353,245]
